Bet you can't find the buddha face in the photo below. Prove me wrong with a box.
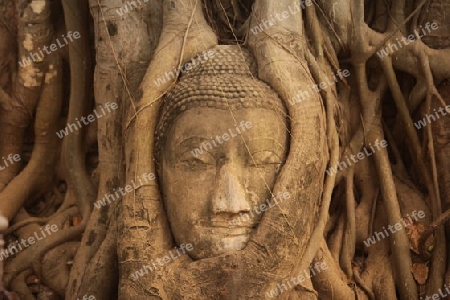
[159,107,288,259]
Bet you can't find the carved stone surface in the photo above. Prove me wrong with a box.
[156,45,289,259]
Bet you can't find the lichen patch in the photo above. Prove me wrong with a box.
[30,0,46,14]
[19,64,43,87]
[23,33,34,51]
[45,67,57,83]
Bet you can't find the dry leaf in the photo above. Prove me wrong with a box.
[411,263,428,285]
[405,220,426,255]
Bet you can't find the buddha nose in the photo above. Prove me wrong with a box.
[211,164,250,215]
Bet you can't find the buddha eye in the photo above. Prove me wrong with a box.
[179,152,215,171]
[249,151,282,168]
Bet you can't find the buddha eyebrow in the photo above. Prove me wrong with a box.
[175,136,211,148]
[244,138,286,153]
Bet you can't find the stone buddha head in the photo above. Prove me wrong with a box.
[155,45,289,260]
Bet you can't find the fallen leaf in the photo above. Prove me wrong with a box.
[411,263,428,285]
[405,220,427,255]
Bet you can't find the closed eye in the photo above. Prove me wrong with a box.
[182,157,213,166]
[249,151,282,167]
[178,151,215,170]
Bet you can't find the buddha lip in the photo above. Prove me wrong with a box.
[220,227,252,236]
[198,221,254,231]
[209,220,255,228]
[209,224,253,230]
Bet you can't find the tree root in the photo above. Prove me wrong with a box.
[0,216,16,300]
[0,51,62,223]
[248,1,328,295]
[353,265,375,300]
[42,241,79,297]
[9,270,32,300]
[118,0,217,297]
[311,238,355,299]
[0,0,53,192]
[341,167,356,278]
